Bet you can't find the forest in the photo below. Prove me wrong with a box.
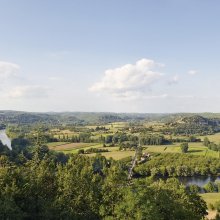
[0,143,207,219]
[1,112,220,219]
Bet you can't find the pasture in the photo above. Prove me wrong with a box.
[48,142,102,153]
[88,150,134,160]
[145,143,220,158]
[200,193,220,207]
[47,141,220,160]
[47,130,220,160]
[199,132,220,143]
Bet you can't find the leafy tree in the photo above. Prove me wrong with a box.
[78,149,85,154]
[204,181,217,192]
[187,184,201,194]
[105,135,113,144]
[180,143,189,153]
[203,137,210,147]
[113,179,207,220]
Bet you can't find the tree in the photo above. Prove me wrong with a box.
[188,184,201,194]
[203,137,210,147]
[113,179,207,220]
[180,143,189,153]
[105,135,113,144]
[78,149,85,154]
[204,181,217,192]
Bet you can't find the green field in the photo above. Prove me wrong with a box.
[199,132,220,143]
[47,141,220,160]
[200,193,220,207]
[47,141,134,159]
[48,142,102,153]
[88,150,134,160]
[145,143,220,158]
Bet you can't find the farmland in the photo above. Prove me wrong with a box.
[200,193,220,208]
[47,141,220,160]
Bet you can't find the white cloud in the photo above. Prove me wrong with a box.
[90,58,163,99]
[188,70,198,75]
[0,61,20,78]
[8,85,49,99]
[168,75,179,85]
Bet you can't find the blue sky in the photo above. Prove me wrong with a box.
[0,0,220,112]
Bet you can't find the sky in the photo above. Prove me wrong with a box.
[0,0,220,113]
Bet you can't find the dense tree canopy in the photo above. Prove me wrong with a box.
[0,145,208,219]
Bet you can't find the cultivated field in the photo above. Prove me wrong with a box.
[47,140,220,160]
[46,128,220,160]
[48,142,102,153]
[47,142,69,148]
[88,150,134,160]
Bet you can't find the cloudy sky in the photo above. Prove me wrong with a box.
[0,0,220,113]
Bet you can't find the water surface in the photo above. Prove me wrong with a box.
[178,176,220,187]
[0,129,12,150]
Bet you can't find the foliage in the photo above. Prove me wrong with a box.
[134,153,220,177]
[180,143,189,153]
[0,147,208,219]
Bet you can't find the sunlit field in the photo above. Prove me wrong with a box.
[200,193,220,207]
[199,132,220,143]
[47,141,220,160]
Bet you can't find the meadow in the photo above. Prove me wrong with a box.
[47,141,220,160]
[46,120,220,160]
[199,132,220,143]
[146,143,220,158]
[200,193,220,207]
[48,142,102,154]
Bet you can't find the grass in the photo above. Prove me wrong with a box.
[200,193,220,208]
[144,144,179,153]
[47,142,69,147]
[48,141,219,160]
[88,150,134,160]
[48,131,220,160]
[48,142,102,151]
[145,143,219,158]
[199,132,220,143]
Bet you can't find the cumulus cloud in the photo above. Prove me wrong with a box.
[188,70,198,75]
[8,85,49,99]
[0,61,20,78]
[90,59,163,99]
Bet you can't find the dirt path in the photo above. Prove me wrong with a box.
[206,210,217,220]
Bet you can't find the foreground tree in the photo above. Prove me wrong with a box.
[113,178,207,220]
[0,149,208,219]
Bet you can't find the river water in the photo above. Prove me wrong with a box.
[178,176,220,187]
[0,129,12,150]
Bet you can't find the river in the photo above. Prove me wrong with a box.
[0,129,12,150]
[178,176,220,187]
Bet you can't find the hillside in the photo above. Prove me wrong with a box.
[166,115,220,135]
